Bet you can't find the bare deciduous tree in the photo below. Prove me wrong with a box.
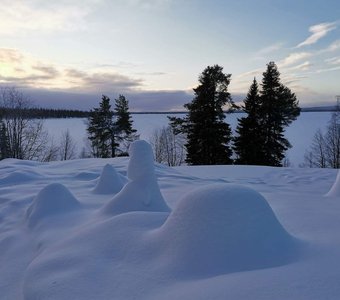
[303,110,340,168]
[59,130,77,160]
[0,87,50,161]
[41,138,59,162]
[149,126,186,166]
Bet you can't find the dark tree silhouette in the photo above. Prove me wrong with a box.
[170,65,234,165]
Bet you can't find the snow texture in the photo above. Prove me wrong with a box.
[93,164,124,194]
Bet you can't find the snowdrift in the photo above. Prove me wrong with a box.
[26,183,81,227]
[101,140,170,216]
[93,163,125,194]
[151,183,298,276]
[1,140,339,300]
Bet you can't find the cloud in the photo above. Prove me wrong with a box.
[256,43,283,55]
[0,48,143,92]
[327,40,340,51]
[297,22,337,48]
[0,0,99,35]
[325,57,340,65]
[125,0,172,9]
[314,66,340,73]
[278,52,312,68]
[236,68,263,79]
[287,61,313,71]
[16,87,193,112]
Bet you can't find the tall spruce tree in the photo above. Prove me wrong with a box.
[170,65,234,165]
[114,95,138,155]
[234,78,265,164]
[234,62,300,166]
[259,62,300,166]
[87,95,116,158]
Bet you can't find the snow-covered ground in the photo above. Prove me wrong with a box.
[44,111,333,166]
[1,140,339,300]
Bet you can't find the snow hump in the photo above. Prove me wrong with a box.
[26,183,81,227]
[101,140,170,216]
[325,170,340,197]
[93,164,124,194]
[152,183,299,276]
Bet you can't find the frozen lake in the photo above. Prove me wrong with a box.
[44,111,334,167]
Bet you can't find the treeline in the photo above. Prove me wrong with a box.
[0,107,90,119]
[163,62,300,167]
[0,87,139,161]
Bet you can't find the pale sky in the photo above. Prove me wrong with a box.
[0,0,339,111]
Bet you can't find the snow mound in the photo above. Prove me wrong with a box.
[325,170,340,197]
[152,183,299,276]
[101,140,170,215]
[93,164,124,194]
[26,183,81,227]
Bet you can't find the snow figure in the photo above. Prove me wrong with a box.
[26,183,81,227]
[93,164,124,194]
[325,170,340,197]
[152,183,298,276]
[101,140,170,215]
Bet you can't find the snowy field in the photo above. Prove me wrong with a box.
[45,111,333,166]
[1,140,340,300]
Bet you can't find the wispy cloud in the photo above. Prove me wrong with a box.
[297,22,337,48]
[327,40,340,51]
[287,61,313,71]
[236,68,263,79]
[325,57,340,65]
[256,43,283,55]
[278,52,312,68]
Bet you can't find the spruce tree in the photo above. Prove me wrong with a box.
[171,65,234,165]
[114,95,138,155]
[87,95,116,158]
[234,78,265,164]
[260,62,300,166]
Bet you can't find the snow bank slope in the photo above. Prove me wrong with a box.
[1,142,340,300]
[152,183,298,276]
[325,170,340,197]
[23,182,299,299]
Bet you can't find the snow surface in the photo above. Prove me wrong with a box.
[1,140,340,299]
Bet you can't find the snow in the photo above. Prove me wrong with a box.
[1,140,340,299]
[26,183,81,227]
[325,170,340,197]
[101,140,170,216]
[93,164,125,194]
